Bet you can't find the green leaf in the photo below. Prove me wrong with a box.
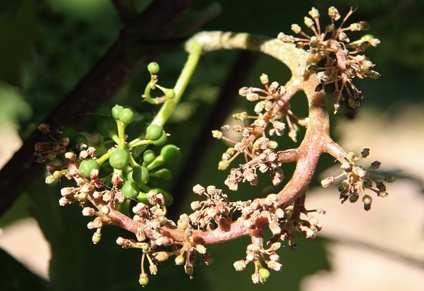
[0,0,38,84]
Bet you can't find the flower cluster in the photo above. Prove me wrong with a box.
[278,6,380,114]
[321,148,392,210]
[189,184,246,230]
[233,240,281,284]
[34,123,70,164]
[213,74,304,191]
[39,8,389,287]
[232,193,322,283]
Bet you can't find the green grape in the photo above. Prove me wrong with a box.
[132,166,150,185]
[136,192,149,204]
[78,159,99,178]
[259,268,270,282]
[147,62,160,74]
[147,188,173,206]
[109,148,130,169]
[142,149,156,164]
[111,104,124,120]
[151,168,172,181]
[145,124,163,140]
[119,108,134,125]
[160,144,180,163]
[121,180,138,199]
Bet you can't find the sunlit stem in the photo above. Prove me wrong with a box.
[96,151,112,165]
[151,42,202,126]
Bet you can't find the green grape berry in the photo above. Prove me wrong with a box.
[147,62,160,74]
[111,105,124,120]
[119,108,134,125]
[160,144,180,163]
[145,124,163,140]
[143,149,156,164]
[79,159,99,178]
[136,192,149,204]
[258,268,270,282]
[121,180,139,199]
[147,188,173,206]
[132,166,150,185]
[109,148,130,169]
[151,168,172,181]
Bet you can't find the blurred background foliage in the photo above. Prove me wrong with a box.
[0,0,423,290]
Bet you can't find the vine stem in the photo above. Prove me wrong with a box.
[151,42,203,127]
[104,31,343,245]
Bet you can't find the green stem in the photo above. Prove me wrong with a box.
[151,42,202,126]
[129,138,153,149]
[97,151,112,165]
[129,153,140,167]
[116,120,126,147]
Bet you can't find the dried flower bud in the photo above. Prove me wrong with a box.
[212,130,223,139]
[370,161,381,169]
[361,148,370,157]
[308,7,319,18]
[139,273,149,286]
[291,24,301,34]
[82,207,95,216]
[267,261,282,271]
[251,272,260,284]
[233,260,246,271]
[193,184,205,195]
[116,237,125,246]
[246,92,259,102]
[260,73,269,85]
[92,229,102,244]
[321,176,335,188]
[362,195,372,211]
[190,201,202,210]
[328,6,341,21]
[175,254,185,265]
[196,244,207,254]
[149,264,158,275]
[304,17,314,28]
[153,251,169,262]
[218,160,230,171]
[238,87,250,96]
[349,22,367,31]
[233,112,248,121]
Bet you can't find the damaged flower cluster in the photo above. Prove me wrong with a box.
[278,6,381,114]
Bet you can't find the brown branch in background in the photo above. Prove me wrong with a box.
[170,51,257,217]
[111,0,137,22]
[0,0,221,216]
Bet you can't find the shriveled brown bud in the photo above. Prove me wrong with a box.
[363,195,372,211]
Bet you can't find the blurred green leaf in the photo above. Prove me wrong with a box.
[0,81,31,126]
[0,0,37,84]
